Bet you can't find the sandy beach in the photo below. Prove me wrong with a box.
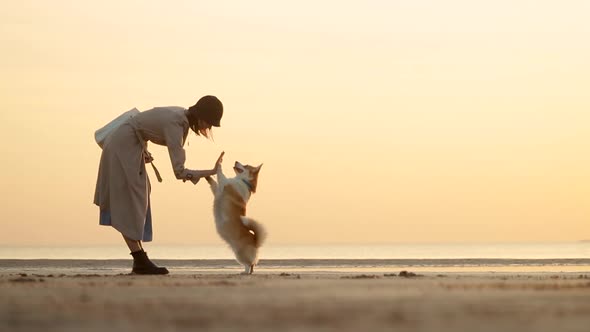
[2,261,590,332]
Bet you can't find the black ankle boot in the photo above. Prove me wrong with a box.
[130,250,169,275]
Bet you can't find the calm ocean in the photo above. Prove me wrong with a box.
[1,242,589,274]
[1,242,589,260]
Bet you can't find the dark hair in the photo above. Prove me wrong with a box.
[187,95,223,135]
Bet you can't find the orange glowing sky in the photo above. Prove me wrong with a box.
[1,1,588,246]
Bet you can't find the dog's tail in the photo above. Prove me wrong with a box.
[241,217,267,248]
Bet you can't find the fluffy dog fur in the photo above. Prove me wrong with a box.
[205,161,266,274]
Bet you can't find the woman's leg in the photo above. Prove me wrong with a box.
[122,235,142,252]
[123,234,168,275]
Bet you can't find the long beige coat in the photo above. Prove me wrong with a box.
[94,106,198,241]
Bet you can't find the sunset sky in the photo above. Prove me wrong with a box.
[1,1,588,246]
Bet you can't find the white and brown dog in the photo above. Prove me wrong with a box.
[205,160,266,274]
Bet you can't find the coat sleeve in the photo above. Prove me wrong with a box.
[164,121,196,180]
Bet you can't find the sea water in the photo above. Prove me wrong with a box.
[1,242,588,260]
[1,242,589,275]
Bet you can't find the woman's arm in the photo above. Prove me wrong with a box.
[165,122,223,184]
[185,151,224,184]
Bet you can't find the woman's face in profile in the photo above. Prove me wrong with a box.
[197,119,212,137]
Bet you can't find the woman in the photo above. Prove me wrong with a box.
[94,95,224,275]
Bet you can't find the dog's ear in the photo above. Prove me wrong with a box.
[254,163,263,173]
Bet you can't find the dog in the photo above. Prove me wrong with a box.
[205,160,266,274]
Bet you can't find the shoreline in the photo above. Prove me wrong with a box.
[1,258,590,275]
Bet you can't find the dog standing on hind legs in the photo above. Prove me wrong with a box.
[205,157,266,274]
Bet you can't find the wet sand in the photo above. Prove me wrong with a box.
[2,267,590,332]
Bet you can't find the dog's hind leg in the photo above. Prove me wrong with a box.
[241,264,253,275]
[247,264,254,274]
